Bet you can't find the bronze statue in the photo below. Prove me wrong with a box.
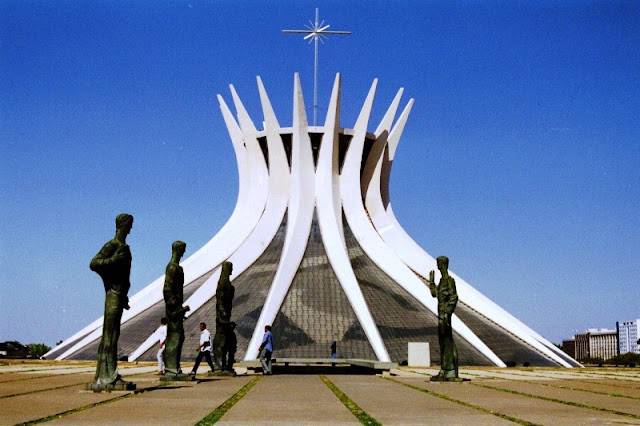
[88,213,136,391]
[213,261,234,372]
[223,322,237,371]
[427,256,461,381]
[162,241,191,380]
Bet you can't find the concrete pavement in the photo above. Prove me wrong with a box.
[2,362,640,425]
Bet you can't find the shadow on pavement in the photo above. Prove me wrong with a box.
[268,364,377,375]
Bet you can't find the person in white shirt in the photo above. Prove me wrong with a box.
[156,318,167,374]
[189,322,215,376]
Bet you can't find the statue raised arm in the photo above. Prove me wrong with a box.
[427,256,461,381]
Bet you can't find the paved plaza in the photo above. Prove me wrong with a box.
[1,361,639,425]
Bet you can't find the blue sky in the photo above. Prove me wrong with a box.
[1,0,638,346]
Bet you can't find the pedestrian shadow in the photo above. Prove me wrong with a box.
[150,384,193,391]
[194,378,227,383]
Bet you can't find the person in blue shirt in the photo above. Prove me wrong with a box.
[258,325,273,375]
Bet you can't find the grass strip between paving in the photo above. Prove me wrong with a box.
[418,369,640,402]
[0,367,154,384]
[320,375,382,426]
[0,366,84,375]
[421,367,640,392]
[383,376,539,426]
[0,373,64,385]
[458,371,640,401]
[194,376,261,425]
[471,382,640,420]
[509,369,640,384]
[572,369,640,380]
[1,370,153,400]
[1,382,84,400]
[525,380,640,401]
[14,382,174,426]
[482,369,640,389]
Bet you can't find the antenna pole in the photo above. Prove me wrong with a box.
[313,8,319,125]
[282,8,351,126]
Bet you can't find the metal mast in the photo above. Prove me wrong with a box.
[282,8,351,125]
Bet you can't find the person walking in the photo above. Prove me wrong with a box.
[259,325,273,375]
[155,318,167,374]
[189,322,215,376]
[330,340,337,360]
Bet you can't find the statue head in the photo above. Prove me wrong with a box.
[115,213,134,236]
[436,256,449,273]
[221,261,233,279]
[172,240,187,260]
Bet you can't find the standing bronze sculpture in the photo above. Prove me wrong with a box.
[224,322,237,372]
[212,261,235,374]
[88,213,136,392]
[427,256,462,381]
[162,241,191,381]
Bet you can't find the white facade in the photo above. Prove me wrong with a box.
[45,74,580,367]
[575,328,618,361]
[618,320,640,354]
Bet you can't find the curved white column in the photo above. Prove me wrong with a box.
[127,331,161,363]
[54,91,267,360]
[129,80,289,361]
[315,74,390,361]
[361,88,403,198]
[364,99,573,367]
[341,80,505,367]
[245,73,316,360]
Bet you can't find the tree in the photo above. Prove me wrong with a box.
[606,353,639,367]
[27,343,51,358]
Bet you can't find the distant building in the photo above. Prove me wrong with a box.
[617,319,640,354]
[0,341,30,358]
[561,339,575,359]
[575,329,618,361]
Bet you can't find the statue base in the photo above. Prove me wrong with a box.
[160,373,194,382]
[429,370,467,382]
[86,380,136,393]
[429,375,466,383]
[208,370,235,377]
